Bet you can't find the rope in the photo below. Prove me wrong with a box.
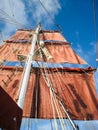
[37,34,71,125]
[0,31,3,43]
[38,0,62,32]
[36,42,61,130]
[48,69,78,130]
[45,28,93,77]
[0,9,32,29]
[52,65,98,128]
[51,89,66,130]
[50,88,58,130]
[94,72,98,94]
[42,66,66,129]
[28,118,30,130]
[0,8,31,28]
[36,45,96,129]
[48,69,72,128]
[9,0,14,17]
[56,70,86,118]
[36,40,78,130]
[50,119,54,130]
[37,60,78,130]
[92,0,98,65]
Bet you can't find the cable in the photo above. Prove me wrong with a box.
[50,88,59,130]
[50,119,54,130]
[38,0,62,32]
[51,90,66,130]
[35,39,79,130]
[9,0,14,17]
[92,0,98,65]
[0,9,32,29]
[37,30,82,129]
[0,31,3,43]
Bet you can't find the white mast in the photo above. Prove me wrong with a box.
[17,23,41,109]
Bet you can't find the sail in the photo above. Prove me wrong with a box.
[0,29,86,63]
[0,28,98,129]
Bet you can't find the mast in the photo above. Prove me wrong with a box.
[17,23,41,109]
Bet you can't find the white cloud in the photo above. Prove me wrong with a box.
[0,0,61,40]
[76,43,83,54]
[26,0,61,27]
[0,0,28,39]
[73,41,96,67]
[84,42,96,66]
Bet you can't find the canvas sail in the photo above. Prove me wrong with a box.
[0,28,98,129]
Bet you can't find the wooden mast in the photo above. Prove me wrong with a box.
[17,23,41,109]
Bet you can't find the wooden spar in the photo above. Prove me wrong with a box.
[17,23,41,109]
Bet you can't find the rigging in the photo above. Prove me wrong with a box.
[92,0,98,66]
[0,31,3,43]
[0,9,32,29]
[38,0,62,32]
[9,0,14,17]
[35,36,79,130]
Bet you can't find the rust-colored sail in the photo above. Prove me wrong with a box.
[0,30,86,63]
[0,29,98,129]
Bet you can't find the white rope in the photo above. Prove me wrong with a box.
[50,88,58,130]
[51,89,66,130]
[45,67,68,130]
[36,42,59,130]
[38,65,66,130]
[36,43,66,130]
[36,39,79,130]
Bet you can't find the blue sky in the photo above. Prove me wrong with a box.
[0,0,97,67]
[57,0,98,68]
[0,0,98,129]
